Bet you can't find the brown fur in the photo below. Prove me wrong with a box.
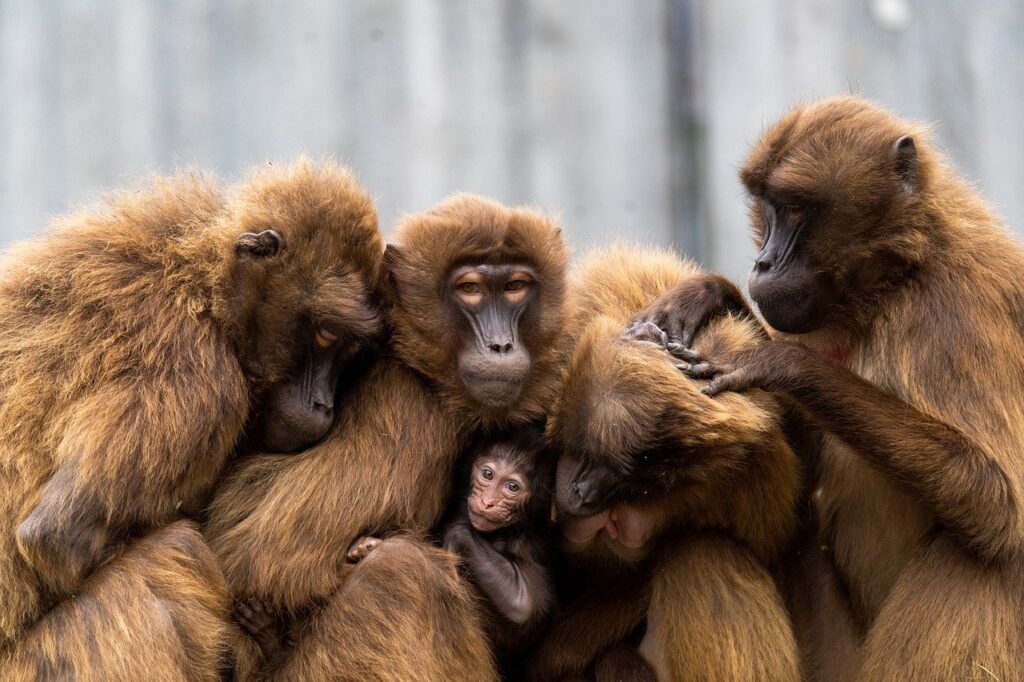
[0,521,232,681]
[529,245,801,681]
[205,194,568,680]
[740,96,1024,678]
[0,158,383,676]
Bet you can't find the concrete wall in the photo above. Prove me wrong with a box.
[1,0,1022,282]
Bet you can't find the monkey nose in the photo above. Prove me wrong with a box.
[488,342,513,354]
[571,479,600,506]
[753,255,773,273]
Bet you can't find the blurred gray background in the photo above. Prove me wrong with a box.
[1,0,1022,282]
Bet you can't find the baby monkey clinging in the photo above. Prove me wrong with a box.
[442,427,555,658]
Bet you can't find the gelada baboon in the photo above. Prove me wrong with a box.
[0,158,384,679]
[441,427,556,660]
[677,96,1024,679]
[204,194,569,680]
[526,245,801,681]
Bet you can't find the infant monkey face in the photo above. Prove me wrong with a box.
[468,458,531,532]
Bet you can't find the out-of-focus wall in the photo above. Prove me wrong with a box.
[0,0,674,254]
[1,0,1022,282]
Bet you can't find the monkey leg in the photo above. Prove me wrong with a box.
[858,537,1024,681]
[781,537,862,682]
[271,537,497,682]
[639,534,801,682]
[0,519,232,682]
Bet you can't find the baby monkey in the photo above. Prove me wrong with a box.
[236,430,554,667]
[442,427,555,657]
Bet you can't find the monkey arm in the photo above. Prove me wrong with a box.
[449,524,551,626]
[17,361,246,595]
[15,462,112,595]
[629,272,760,347]
[526,577,649,681]
[695,341,1022,562]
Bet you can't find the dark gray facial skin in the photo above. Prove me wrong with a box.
[257,329,356,453]
[450,263,537,408]
[747,200,838,334]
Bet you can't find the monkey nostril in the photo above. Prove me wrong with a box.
[489,342,514,354]
[754,258,772,274]
[313,399,332,414]
[572,479,594,503]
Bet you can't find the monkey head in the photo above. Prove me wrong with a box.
[386,194,568,426]
[548,316,775,545]
[741,96,932,334]
[214,159,384,453]
[463,428,551,533]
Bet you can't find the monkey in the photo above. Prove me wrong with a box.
[525,245,802,682]
[231,427,557,675]
[204,194,570,680]
[0,158,384,679]
[666,96,1024,679]
[441,427,556,661]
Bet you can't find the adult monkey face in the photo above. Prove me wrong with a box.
[257,322,364,453]
[746,199,839,333]
[222,160,385,454]
[450,263,537,408]
[743,105,921,335]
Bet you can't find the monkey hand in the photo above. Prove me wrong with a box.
[345,535,383,563]
[628,273,753,347]
[234,597,292,663]
[676,340,809,397]
[442,522,474,556]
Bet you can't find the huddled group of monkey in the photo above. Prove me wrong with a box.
[1,95,1023,681]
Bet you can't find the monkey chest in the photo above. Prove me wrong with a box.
[815,436,932,624]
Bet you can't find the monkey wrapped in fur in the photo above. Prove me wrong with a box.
[527,245,802,681]
[0,158,384,679]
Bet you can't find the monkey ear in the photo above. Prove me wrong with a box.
[383,242,403,269]
[892,135,918,193]
[234,230,285,260]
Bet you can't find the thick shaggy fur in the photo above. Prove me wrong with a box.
[529,245,801,680]
[744,97,1024,678]
[0,158,382,676]
[0,521,232,681]
[205,194,567,680]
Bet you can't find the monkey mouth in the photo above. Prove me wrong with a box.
[460,372,527,408]
[468,509,506,533]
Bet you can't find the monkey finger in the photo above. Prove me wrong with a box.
[666,317,684,345]
[680,323,697,349]
[621,321,667,347]
[700,369,749,397]
[233,599,268,629]
[680,362,721,380]
[665,343,702,363]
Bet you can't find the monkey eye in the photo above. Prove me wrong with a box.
[314,328,339,348]
[505,279,529,292]
[481,467,494,480]
[782,204,803,220]
[457,282,482,295]
[505,481,521,494]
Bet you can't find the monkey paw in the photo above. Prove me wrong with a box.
[621,321,668,348]
[234,597,291,661]
[345,535,382,563]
